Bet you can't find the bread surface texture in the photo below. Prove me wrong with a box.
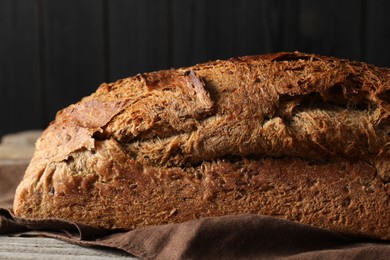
[13,52,390,239]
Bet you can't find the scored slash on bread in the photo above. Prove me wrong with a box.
[13,52,390,239]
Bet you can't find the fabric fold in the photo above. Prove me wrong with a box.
[2,163,390,260]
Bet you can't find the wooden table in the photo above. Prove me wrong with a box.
[0,236,131,259]
[0,131,137,259]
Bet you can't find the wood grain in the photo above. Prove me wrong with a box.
[107,0,171,81]
[0,131,39,208]
[41,0,106,123]
[1,0,390,136]
[0,236,134,259]
[366,0,390,67]
[0,131,137,258]
[299,0,365,61]
[0,0,43,137]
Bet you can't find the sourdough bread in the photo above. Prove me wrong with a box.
[13,52,390,239]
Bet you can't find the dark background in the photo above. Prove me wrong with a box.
[1,0,390,137]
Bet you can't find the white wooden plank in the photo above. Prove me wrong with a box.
[0,130,40,164]
[0,236,136,259]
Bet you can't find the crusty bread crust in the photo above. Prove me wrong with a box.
[13,52,390,239]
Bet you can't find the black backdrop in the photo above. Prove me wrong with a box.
[1,0,390,137]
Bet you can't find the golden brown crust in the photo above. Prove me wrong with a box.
[13,52,390,239]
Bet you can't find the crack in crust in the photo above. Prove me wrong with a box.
[19,52,390,186]
[13,52,390,239]
[92,52,388,180]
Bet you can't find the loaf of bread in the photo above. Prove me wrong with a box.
[13,52,390,240]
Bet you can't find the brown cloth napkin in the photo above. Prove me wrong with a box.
[1,163,390,259]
